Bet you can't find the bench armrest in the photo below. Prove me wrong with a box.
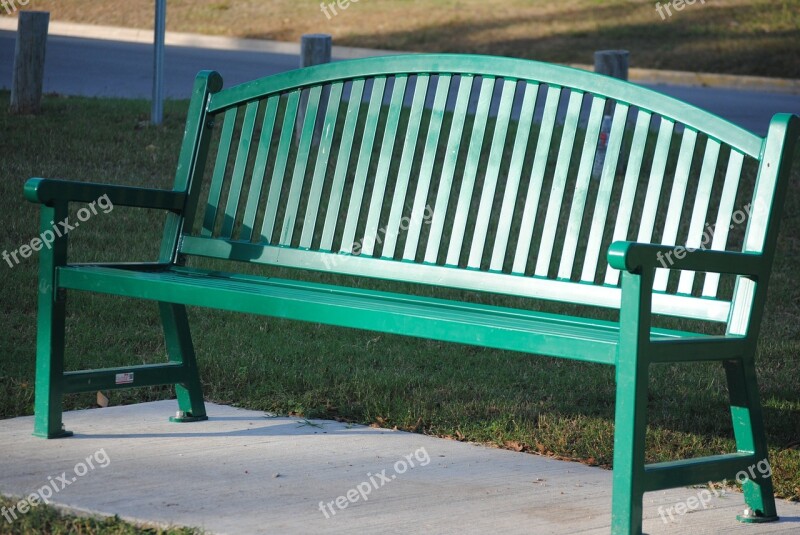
[24,178,186,212]
[607,241,764,278]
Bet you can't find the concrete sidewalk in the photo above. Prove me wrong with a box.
[1,401,799,534]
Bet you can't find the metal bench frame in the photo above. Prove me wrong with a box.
[25,55,799,535]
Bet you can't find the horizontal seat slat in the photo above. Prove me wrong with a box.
[57,266,721,366]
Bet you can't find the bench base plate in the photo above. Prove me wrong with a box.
[33,429,73,439]
[736,509,779,523]
[169,412,208,423]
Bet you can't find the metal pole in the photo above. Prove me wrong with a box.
[152,0,166,125]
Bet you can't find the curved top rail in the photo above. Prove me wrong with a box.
[206,53,763,158]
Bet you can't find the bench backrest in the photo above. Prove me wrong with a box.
[167,55,796,333]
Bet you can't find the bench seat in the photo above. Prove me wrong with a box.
[59,264,736,367]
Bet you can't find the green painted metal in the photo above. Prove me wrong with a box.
[180,234,732,322]
[221,100,259,239]
[446,76,494,267]
[611,267,652,534]
[582,102,630,283]
[161,71,222,260]
[362,75,408,256]
[490,82,539,271]
[321,80,364,251]
[469,78,516,269]
[703,149,745,296]
[339,77,386,253]
[644,452,757,492]
[261,90,300,243]
[59,264,624,365]
[300,82,344,248]
[512,84,562,275]
[654,127,698,291]
[32,202,72,439]
[25,54,800,535]
[24,178,185,210]
[280,85,322,245]
[207,55,762,159]
[604,110,652,286]
[404,74,452,261]
[635,118,674,244]
[240,96,279,242]
[160,302,207,421]
[424,75,473,264]
[382,74,430,258]
[535,89,583,276]
[557,95,605,280]
[677,138,720,294]
[202,107,237,237]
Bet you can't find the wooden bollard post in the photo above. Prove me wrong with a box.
[10,11,50,115]
[301,33,332,69]
[594,50,629,81]
[297,34,332,144]
[592,50,629,179]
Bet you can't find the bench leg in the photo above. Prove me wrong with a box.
[724,359,779,523]
[32,285,73,439]
[611,354,649,534]
[159,303,207,423]
[33,203,72,439]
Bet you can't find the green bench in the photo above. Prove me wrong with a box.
[25,54,798,534]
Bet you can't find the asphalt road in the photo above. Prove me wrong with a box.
[1,30,798,135]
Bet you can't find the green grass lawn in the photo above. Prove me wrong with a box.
[0,496,200,535]
[10,0,800,78]
[1,90,799,533]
